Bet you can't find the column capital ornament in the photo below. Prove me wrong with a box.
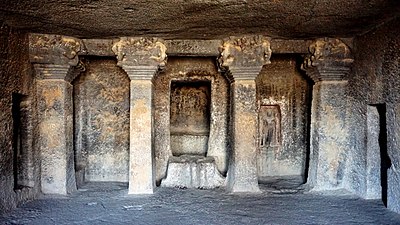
[29,34,82,66]
[302,38,354,82]
[112,37,167,68]
[218,35,272,69]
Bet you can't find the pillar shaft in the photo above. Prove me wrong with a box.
[227,67,262,193]
[35,64,76,195]
[308,80,348,189]
[124,66,157,194]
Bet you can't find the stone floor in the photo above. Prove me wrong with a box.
[1,182,400,225]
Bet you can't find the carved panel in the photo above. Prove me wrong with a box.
[170,81,211,135]
[258,105,281,147]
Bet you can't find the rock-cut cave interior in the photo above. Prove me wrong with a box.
[1,1,400,224]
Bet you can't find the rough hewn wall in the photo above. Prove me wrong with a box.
[256,55,311,179]
[344,17,400,213]
[73,58,130,183]
[0,26,39,212]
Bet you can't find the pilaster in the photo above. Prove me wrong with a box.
[30,34,82,195]
[219,35,272,193]
[302,38,354,190]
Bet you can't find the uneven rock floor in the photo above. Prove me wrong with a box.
[2,182,400,225]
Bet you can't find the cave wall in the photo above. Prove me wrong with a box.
[73,58,130,183]
[153,57,230,183]
[344,17,400,213]
[256,55,311,179]
[0,26,40,212]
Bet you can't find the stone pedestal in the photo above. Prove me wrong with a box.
[34,64,76,195]
[162,155,225,189]
[219,36,272,193]
[302,38,354,190]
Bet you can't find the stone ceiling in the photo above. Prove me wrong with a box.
[0,0,399,39]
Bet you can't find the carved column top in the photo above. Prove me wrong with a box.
[112,37,167,67]
[29,34,82,66]
[112,37,167,80]
[218,35,271,80]
[302,38,354,82]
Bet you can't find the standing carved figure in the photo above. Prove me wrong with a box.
[259,106,281,147]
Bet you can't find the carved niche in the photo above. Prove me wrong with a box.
[170,81,211,135]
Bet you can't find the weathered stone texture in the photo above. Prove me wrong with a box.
[37,79,76,194]
[256,56,311,179]
[0,27,39,212]
[345,17,400,213]
[73,58,130,183]
[154,57,229,184]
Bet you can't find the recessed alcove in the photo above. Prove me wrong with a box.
[154,57,229,189]
[256,55,312,189]
[170,81,211,157]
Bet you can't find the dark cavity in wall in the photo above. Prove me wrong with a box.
[376,104,391,207]
[12,93,30,190]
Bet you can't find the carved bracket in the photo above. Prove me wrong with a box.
[112,37,167,69]
[218,35,272,70]
[29,34,82,66]
[301,38,354,82]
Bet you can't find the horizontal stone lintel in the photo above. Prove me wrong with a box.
[79,38,321,57]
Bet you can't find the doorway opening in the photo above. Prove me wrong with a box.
[367,104,391,206]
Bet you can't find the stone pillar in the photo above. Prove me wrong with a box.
[302,38,354,190]
[219,36,272,193]
[112,37,167,194]
[29,34,82,194]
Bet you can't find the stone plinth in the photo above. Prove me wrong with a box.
[161,155,225,189]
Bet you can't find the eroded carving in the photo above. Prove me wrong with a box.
[218,35,272,69]
[170,82,210,135]
[112,37,167,68]
[259,105,281,147]
[29,34,82,65]
[302,38,354,81]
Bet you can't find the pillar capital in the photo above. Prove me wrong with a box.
[218,35,272,80]
[302,38,354,82]
[29,34,82,66]
[120,65,159,81]
[112,37,167,68]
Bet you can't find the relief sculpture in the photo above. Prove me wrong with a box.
[170,82,210,135]
[258,105,281,178]
[259,105,281,147]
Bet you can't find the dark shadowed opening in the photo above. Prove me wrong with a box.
[12,93,23,190]
[376,104,391,207]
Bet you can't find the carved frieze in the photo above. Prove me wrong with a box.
[112,37,167,68]
[29,34,82,66]
[302,38,354,81]
[218,35,272,70]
